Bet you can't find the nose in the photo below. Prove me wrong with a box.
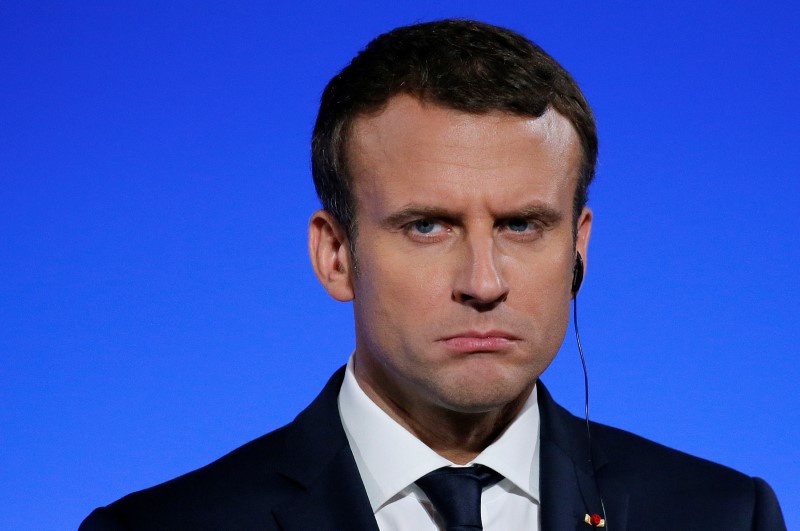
[452,235,509,310]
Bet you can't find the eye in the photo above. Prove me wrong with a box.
[410,219,443,234]
[507,218,530,232]
[500,217,546,242]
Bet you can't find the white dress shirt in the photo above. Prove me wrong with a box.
[338,356,541,531]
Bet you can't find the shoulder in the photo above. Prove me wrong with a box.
[539,381,763,490]
[537,383,785,529]
[590,418,785,529]
[591,420,752,489]
[80,425,300,530]
[80,368,350,531]
[592,424,786,531]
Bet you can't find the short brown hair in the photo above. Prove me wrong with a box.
[312,19,597,239]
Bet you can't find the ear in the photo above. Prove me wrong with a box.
[309,209,355,302]
[575,206,593,277]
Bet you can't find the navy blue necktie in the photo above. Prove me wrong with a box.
[416,465,503,530]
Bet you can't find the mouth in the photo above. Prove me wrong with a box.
[439,330,520,353]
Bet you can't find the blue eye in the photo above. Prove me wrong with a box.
[507,219,529,232]
[413,220,438,234]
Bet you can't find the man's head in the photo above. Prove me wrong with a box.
[311,19,597,242]
[308,19,594,439]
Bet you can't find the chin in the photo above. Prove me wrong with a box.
[430,370,536,414]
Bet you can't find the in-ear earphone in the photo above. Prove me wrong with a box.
[572,252,585,294]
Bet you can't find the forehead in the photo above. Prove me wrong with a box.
[347,95,582,214]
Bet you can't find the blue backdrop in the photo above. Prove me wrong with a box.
[2,2,798,529]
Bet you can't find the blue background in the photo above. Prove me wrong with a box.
[2,2,798,529]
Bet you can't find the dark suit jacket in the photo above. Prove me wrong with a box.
[80,367,786,530]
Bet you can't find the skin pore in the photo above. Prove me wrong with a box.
[309,94,591,464]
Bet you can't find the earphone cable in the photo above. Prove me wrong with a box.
[574,294,609,529]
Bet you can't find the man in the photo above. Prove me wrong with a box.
[81,19,786,530]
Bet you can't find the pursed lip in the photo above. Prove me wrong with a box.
[439,330,521,352]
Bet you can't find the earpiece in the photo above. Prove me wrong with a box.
[571,252,584,294]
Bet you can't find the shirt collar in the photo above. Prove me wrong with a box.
[472,381,540,502]
[338,355,540,511]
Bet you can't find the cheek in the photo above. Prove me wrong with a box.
[360,243,453,303]
[353,245,454,333]
[505,249,572,296]
[503,253,573,338]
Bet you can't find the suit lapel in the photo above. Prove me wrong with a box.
[272,445,379,531]
[538,382,629,531]
[271,367,379,531]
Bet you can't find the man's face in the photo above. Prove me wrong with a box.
[343,95,591,416]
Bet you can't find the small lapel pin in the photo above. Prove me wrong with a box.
[584,513,605,527]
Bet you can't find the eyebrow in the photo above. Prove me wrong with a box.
[381,202,564,228]
[505,204,564,225]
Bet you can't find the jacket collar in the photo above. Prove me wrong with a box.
[271,367,379,531]
[538,382,629,531]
